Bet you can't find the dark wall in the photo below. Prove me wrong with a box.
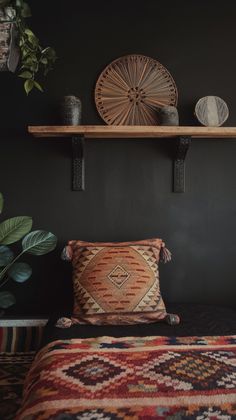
[1,0,236,315]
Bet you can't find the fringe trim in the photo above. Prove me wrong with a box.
[55,317,73,328]
[61,246,73,261]
[160,244,172,263]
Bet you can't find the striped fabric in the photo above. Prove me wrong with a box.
[0,326,45,352]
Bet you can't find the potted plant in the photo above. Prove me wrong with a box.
[0,192,57,313]
[0,0,56,94]
[0,1,19,72]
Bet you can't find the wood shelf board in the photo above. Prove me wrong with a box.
[28,125,236,139]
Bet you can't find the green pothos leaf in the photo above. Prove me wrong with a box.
[34,81,43,92]
[24,79,34,95]
[19,71,32,79]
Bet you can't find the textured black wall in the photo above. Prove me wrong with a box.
[1,0,236,315]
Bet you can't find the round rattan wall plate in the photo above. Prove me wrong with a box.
[95,54,178,125]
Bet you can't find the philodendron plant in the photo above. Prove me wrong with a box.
[0,192,57,312]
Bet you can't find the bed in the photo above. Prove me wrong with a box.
[17,239,236,418]
[16,303,236,419]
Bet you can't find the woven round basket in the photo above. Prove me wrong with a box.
[95,54,178,125]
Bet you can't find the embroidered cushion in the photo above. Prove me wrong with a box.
[61,238,179,326]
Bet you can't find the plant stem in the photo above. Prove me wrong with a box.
[0,276,10,288]
[0,250,25,281]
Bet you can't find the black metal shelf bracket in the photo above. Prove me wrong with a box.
[173,136,191,193]
[71,134,191,193]
[72,135,85,191]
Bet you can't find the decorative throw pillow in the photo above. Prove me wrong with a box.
[58,238,180,327]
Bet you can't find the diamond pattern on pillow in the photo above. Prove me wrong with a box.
[63,239,179,326]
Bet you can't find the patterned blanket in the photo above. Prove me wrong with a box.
[17,335,236,419]
[0,352,35,420]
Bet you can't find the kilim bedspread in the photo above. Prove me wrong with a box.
[17,335,236,419]
[0,352,35,420]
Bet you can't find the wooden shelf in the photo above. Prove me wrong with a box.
[28,125,236,193]
[28,125,236,139]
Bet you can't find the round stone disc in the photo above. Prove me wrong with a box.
[195,96,229,126]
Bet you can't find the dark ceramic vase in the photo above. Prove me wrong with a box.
[61,95,82,125]
[159,105,179,126]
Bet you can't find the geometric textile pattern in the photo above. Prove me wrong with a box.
[0,352,35,420]
[65,238,169,325]
[16,335,236,419]
[107,265,130,288]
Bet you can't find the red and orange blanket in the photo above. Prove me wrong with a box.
[17,335,236,419]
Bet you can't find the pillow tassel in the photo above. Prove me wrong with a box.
[61,245,73,261]
[160,244,172,263]
[165,313,180,325]
[55,317,73,328]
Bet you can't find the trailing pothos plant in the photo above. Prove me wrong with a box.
[0,0,57,94]
[0,192,57,312]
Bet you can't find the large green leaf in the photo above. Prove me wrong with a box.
[22,230,57,255]
[0,216,32,245]
[8,262,32,283]
[0,291,16,309]
[0,246,14,267]
[0,193,3,214]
